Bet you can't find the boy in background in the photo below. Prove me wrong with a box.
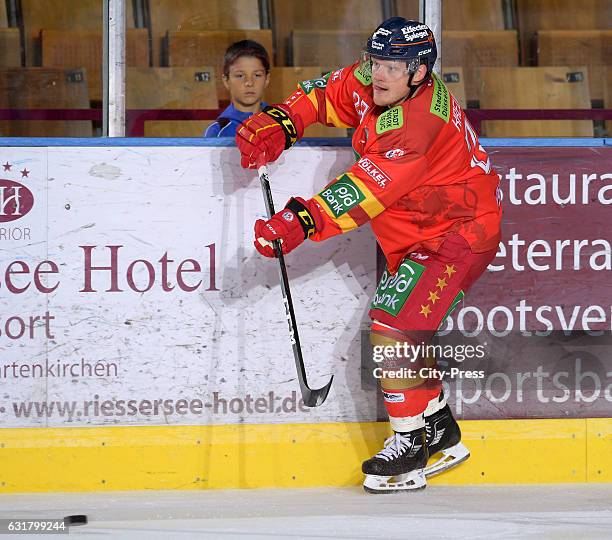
[204,40,270,137]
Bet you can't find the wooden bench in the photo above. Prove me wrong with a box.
[537,30,612,101]
[442,31,519,102]
[0,0,7,27]
[272,0,382,66]
[478,66,593,137]
[398,0,504,29]
[0,67,92,136]
[442,67,466,109]
[127,66,218,137]
[42,29,150,102]
[21,0,135,66]
[394,0,421,21]
[516,0,611,65]
[148,0,261,66]
[291,30,371,71]
[0,29,21,67]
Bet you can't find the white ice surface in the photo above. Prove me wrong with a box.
[0,485,611,539]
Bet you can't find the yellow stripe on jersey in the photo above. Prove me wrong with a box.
[313,194,359,233]
[306,91,319,111]
[325,96,351,128]
[314,171,383,233]
[346,173,386,219]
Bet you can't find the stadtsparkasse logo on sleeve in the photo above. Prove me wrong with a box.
[0,162,34,222]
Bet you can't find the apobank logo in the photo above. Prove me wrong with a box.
[0,179,34,222]
[317,174,366,218]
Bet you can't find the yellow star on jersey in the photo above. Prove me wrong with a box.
[420,304,432,318]
[436,277,448,290]
[444,264,457,278]
[428,290,440,304]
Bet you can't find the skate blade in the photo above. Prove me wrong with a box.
[363,469,426,494]
[424,442,470,478]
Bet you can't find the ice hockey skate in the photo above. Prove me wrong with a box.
[362,428,428,493]
[424,404,470,478]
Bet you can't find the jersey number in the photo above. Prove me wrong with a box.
[464,119,491,174]
[353,92,369,123]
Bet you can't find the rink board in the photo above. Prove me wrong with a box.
[0,417,610,492]
[0,139,611,426]
[0,137,611,492]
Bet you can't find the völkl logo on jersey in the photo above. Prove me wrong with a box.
[357,157,391,188]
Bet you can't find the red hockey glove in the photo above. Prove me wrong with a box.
[236,105,303,169]
[254,197,320,258]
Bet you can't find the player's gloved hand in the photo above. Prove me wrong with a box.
[254,197,321,257]
[236,105,304,169]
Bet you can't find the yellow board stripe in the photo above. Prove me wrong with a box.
[313,194,359,233]
[344,172,386,219]
[587,417,612,482]
[0,418,609,492]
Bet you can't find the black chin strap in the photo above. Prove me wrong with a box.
[406,71,430,99]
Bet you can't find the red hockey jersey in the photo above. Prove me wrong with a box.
[283,62,502,274]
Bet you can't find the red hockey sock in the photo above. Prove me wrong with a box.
[381,385,442,419]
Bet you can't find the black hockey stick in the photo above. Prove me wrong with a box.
[257,165,334,407]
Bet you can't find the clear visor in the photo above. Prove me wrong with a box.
[360,51,420,82]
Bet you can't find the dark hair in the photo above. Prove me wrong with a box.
[223,40,270,77]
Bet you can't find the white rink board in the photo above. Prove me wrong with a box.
[0,145,378,428]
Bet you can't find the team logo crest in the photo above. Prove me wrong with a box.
[385,148,406,160]
[0,179,34,222]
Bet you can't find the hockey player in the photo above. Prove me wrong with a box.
[236,17,502,493]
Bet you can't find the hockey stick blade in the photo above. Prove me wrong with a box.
[302,375,334,407]
[258,165,334,407]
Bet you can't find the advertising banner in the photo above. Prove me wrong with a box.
[0,145,376,427]
[436,147,612,419]
[0,144,610,426]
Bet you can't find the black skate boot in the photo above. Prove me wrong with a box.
[362,428,429,493]
[424,404,470,477]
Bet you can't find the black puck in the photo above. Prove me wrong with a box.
[64,515,88,526]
